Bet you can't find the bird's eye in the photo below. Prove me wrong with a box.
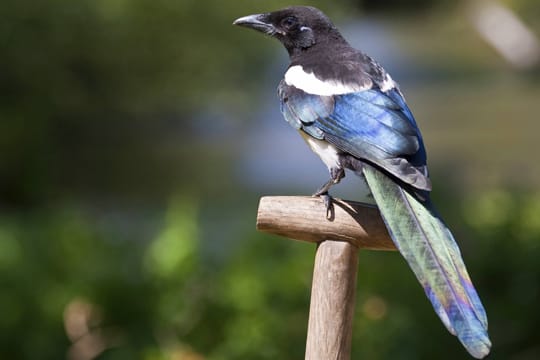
[280,16,298,29]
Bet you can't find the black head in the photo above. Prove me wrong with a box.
[233,6,346,56]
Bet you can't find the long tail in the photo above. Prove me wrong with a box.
[362,164,491,359]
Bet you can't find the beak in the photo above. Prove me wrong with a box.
[233,13,277,35]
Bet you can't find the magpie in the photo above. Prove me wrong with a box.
[234,6,490,358]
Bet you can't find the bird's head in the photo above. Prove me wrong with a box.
[233,6,343,56]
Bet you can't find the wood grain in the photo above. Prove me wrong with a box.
[256,196,396,251]
[305,241,359,360]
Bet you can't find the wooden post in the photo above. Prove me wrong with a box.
[256,196,395,360]
[305,241,359,360]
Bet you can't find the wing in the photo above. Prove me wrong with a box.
[279,81,431,191]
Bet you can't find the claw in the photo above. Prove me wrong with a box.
[321,193,331,210]
[316,192,334,219]
[313,167,343,219]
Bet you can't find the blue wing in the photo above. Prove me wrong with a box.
[279,82,431,190]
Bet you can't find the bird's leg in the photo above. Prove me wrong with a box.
[313,167,345,217]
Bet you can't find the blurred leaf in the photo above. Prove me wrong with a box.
[144,195,198,280]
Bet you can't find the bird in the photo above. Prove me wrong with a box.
[233,6,490,359]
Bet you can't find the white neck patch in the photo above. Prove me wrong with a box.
[284,65,367,96]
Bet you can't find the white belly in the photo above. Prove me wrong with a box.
[300,132,341,171]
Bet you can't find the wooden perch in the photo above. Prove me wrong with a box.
[257,196,395,251]
[305,240,359,360]
[256,196,396,360]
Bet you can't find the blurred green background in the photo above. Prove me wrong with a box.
[1,0,539,359]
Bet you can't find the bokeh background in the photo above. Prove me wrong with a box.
[2,0,540,359]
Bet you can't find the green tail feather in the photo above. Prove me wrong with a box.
[362,164,491,359]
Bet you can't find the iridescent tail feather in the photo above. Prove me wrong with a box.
[362,164,491,359]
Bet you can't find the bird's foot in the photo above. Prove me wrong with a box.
[312,189,334,219]
[313,179,334,198]
[313,168,344,219]
[313,168,344,196]
[321,192,334,219]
